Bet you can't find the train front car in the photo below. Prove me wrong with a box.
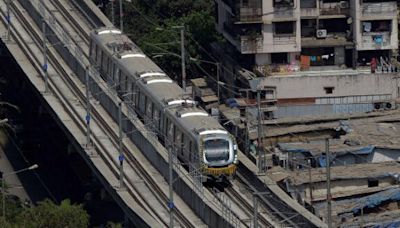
[198,129,238,182]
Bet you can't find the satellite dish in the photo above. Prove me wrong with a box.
[249,78,261,92]
[347,17,353,24]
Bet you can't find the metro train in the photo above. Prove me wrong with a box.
[89,27,238,181]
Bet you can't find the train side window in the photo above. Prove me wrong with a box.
[124,75,128,93]
[121,73,126,91]
[112,63,116,82]
[131,84,135,102]
[117,70,121,90]
[147,102,152,119]
[95,45,98,63]
[181,134,185,156]
[158,110,161,129]
[107,58,111,78]
[98,50,102,66]
[89,41,92,58]
[136,90,140,107]
[102,55,108,73]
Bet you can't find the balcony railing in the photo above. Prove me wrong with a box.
[223,22,237,38]
[237,6,262,23]
[273,35,297,45]
[360,32,391,49]
[300,8,318,18]
[320,4,349,16]
[272,8,295,19]
[240,35,263,53]
[361,2,397,16]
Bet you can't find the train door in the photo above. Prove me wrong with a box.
[146,101,153,124]
[167,119,174,147]
[175,128,182,158]
[153,107,160,134]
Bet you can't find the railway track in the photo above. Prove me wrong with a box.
[39,1,308,227]
[1,0,197,227]
[33,1,260,227]
[3,0,326,227]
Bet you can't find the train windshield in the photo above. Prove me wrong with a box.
[204,139,230,162]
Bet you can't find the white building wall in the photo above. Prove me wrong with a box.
[354,0,398,51]
[260,73,398,99]
[260,0,301,54]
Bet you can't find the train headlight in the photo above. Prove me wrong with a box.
[233,154,238,164]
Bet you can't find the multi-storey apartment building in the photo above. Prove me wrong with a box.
[216,0,398,71]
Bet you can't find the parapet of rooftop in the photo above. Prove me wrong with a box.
[288,161,400,186]
[277,112,400,155]
[239,65,396,81]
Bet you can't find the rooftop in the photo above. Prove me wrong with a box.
[288,162,400,186]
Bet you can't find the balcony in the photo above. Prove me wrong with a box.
[273,35,297,45]
[271,8,295,20]
[320,2,349,16]
[236,5,262,23]
[361,2,397,17]
[360,32,391,50]
[301,8,318,18]
[240,35,263,54]
[223,22,237,39]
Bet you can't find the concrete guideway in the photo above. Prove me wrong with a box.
[23,0,256,227]
[238,151,328,228]
[73,0,330,227]
[0,0,203,227]
[0,2,159,227]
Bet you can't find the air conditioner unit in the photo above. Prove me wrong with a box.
[339,1,349,9]
[316,29,327,38]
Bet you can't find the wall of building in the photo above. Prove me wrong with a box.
[260,73,398,100]
[369,149,400,163]
[354,0,398,51]
[260,0,301,54]
[300,177,393,202]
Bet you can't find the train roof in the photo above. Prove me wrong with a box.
[91,27,184,106]
[92,28,229,140]
[165,105,227,139]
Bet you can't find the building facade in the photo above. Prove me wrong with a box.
[216,0,398,70]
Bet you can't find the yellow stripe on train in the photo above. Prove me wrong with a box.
[204,164,237,176]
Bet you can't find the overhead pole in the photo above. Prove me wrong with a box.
[257,89,265,174]
[118,102,125,189]
[253,194,259,228]
[85,66,91,149]
[6,0,11,41]
[216,62,220,105]
[326,138,332,228]
[168,145,174,228]
[111,0,115,25]
[119,0,123,32]
[42,19,49,94]
[180,27,186,93]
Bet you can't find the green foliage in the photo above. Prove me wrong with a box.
[14,199,89,228]
[102,0,221,81]
[106,221,122,228]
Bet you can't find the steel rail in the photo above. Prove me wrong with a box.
[2,1,193,227]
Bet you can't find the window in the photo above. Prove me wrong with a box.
[273,0,294,8]
[274,22,295,35]
[368,179,379,187]
[362,20,391,33]
[241,0,249,7]
[271,53,288,64]
[324,87,334,94]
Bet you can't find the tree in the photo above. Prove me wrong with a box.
[15,199,89,228]
[100,0,223,81]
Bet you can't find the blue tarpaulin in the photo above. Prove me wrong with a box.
[372,220,400,228]
[373,221,400,228]
[348,187,400,214]
[278,142,376,167]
